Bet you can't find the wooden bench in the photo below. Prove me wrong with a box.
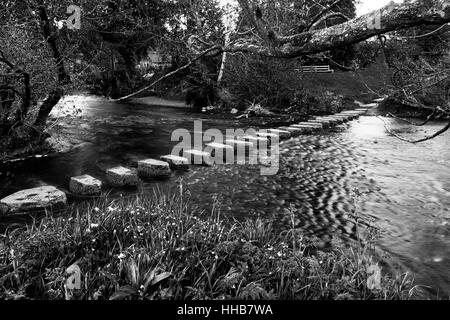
[296,65,334,73]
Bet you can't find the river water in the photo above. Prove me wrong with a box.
[0,95,449,296]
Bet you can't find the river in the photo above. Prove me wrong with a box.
[0,95,449,296]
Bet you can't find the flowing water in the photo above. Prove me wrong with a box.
[0,95,449,296]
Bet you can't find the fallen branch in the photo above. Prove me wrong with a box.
[378,116,450,143]
[388,108,440,126]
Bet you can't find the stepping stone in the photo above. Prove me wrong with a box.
[340,110,366,115]
[225,139,254,149]
[70,175,102,196]
[256,132,278,138]
[241,135,271,147]
[205,142,234,152]
[296,122,323,128]
[279,126,310,135]
[184,149,211,165]
[106,166,139,187]
[267,129,291,139]
[307,119,332,127]
[137,159,171,178]
[205,142,234,159]
[329,114,354,121]
[291,124,321,131]
[315,117,343,125]
[160,155,189,170]
[359,103,378,108]
[0,186,67,214]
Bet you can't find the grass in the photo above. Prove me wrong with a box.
[0,186,426,300]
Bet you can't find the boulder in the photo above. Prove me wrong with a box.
[70,175,102,196]
[106,166,139,187]
[0,186,67,214]
[184,149,211,166]
[137,159,172,178]
[160,155,189,170]
[267,129,291,139]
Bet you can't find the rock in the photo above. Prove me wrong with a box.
[225,139,254,149]
[278,126,309,136]
[267,129,291,139]
[70,175,102,196]
[106,166,139,187]
[160,155,189,170]
[295,122,323,129]
[307,119,332,128]
[184,150,211,166]
[137,159,172,178]
[0,186,67,214]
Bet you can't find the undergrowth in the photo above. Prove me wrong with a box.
[0,188,425,300]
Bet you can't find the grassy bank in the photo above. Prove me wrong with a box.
[0,188,423,300]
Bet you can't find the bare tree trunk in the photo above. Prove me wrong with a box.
[217,32,231,85]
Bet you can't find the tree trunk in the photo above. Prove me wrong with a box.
[229,0,450,58]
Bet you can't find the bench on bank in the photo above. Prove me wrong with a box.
[296,65,334,73]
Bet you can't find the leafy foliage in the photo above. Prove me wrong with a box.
[0,188,423,300]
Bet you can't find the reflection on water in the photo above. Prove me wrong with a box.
[0,95,449,295]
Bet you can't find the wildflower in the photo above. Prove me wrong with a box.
[118,253,126,260]
[94,207,100,212]
[90,223,99,229]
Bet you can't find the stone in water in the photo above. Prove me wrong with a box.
[0,186,67,214]
[160,155,190,170]
[70,175,102,196]
[137,159,172,178]
[106,166,139,187]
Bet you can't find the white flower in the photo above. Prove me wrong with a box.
[118,253,126,260]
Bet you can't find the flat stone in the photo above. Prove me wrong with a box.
[340,110,366,115]
[0,186,67,214]
[138,159,171,178]
[267,129,291,139]
[106,166,139,187]
[241,136,271,148]
[329,114,354,121]
[225,139,254,149]
[205,142,234,160]
[295,122,323,128]
[317,116,344,124]
[160,155,189,170]
[70,175,102,196]
[291,124,319,131]
[278,126,309,135]
[307,119,332,127]
[256,132,278,139]
[184,149,211,165]
[205,142,234,152]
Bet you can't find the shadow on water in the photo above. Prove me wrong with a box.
[1,95,449,296]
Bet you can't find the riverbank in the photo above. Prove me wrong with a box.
[0,188,425,300]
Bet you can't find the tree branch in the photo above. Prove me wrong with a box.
[231,0,450,58]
